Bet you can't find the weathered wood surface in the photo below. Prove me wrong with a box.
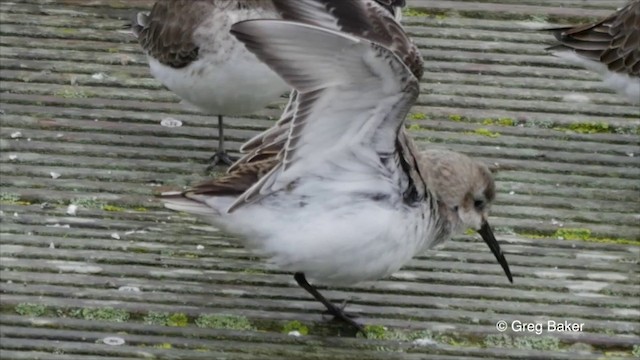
[0,0,638,359]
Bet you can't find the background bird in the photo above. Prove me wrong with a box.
[131,0,289,167]
[545,0,639,103]
[130,0,409,168]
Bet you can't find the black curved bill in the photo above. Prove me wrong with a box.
[478,221,513,283]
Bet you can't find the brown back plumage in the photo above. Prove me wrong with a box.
[133,0,218,68]
[547,0,640,76]
[132,0,274,69]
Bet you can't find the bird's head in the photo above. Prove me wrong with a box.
[421,149,512,283]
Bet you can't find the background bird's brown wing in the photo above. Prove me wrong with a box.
[601,0,639,75]
[547,0,639,76]
[376,0,406,7]
[134,0,217,68]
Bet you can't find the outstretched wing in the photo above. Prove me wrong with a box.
[228,90,297,171]
[272,0,423,79]
[227,20,420,212]
[232,0,423,171]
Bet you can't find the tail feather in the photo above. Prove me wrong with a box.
[160,191,215,216]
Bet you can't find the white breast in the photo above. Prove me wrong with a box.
[203,179,435,285]
[149,52,288,115]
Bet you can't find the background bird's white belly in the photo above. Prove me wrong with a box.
[207,190,434,285]
[148,52,288,115]
[553,51,640,103]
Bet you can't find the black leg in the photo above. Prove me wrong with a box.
[294,272,364,332]
[217,115,225,155]
[206,115,235,170]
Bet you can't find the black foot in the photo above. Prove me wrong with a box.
[322,301,364,332]
[294,272,364,333]
[206,151,235,171]
[321,299,359,319]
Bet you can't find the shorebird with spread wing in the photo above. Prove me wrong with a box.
[162,0,512,331]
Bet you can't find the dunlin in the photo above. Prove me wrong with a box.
[162,0,512,331]
[131,0,289,166]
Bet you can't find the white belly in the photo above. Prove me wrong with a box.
[553,51,640,104]
[149,50,289,116]
[206,189,434,285]
[602,71,640,104]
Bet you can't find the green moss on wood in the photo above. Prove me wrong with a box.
[408,112,428,120]
[55,27,78,35]
[195,314,255,331]
[71,307,130,322]
[0,192,21,202]
[402,8,432,17]
[143,312,188,327]
[102,204,127,212]
[484,334,560,351]
[144,311,171,326]
[54,87,88,99]
[0,192,31,205]
[282,320,309,335]
[360,325,393,340]
[467,128,500,138]
[564,122,612,134]
[15,303,47,317]
[71,197,105,209]
[554,228,592,241]
[167,313,189,327]
[482,117,515,127]
[518,229,640,246]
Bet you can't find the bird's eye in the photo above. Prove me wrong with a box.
[474,200,485,210]
[453,205,459,212]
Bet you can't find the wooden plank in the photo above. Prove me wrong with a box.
[3,270,637,321]
[0,317,599,360]
[406,0,626,20]
[1,0,638,359]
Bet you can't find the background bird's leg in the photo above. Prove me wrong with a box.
[207,115,235,169]
[293,272,364,332]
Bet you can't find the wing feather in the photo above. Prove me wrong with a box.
[272,0,423,78]
[230,0,423,172]
[227,20,419,212]
[547,0,639,76]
